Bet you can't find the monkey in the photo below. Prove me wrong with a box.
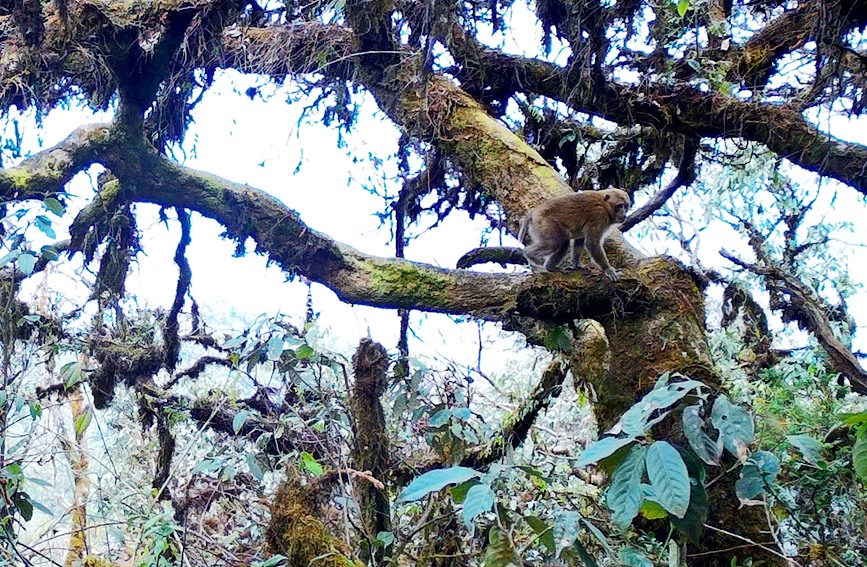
[518,188,631,280]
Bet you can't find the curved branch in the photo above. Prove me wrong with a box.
[456,246,526,269]
[0,124,111,201]
[721,250,867,394]
[621,138,698,232]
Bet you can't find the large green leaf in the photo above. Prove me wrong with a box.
[43,196,66,216]
[525,515,555,554]
[60,361,83,389]
[619,381,703,436]
[606,444,647,528]
[711,395,754,459]
[683,405,722,465]
[577,437,636,467]
[397,466,482,503]
[854,435,867,482]
[787,434,823,465]
[619,547,654,567]
[266,335,285,361]
[669,447,708,542]
[462,483,495,528]
[553,510,582,553]
[735,451,779,502]
[17,252,37,275]
[645,441,690,518]
[484,527,520,567]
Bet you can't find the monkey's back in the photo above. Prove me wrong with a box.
[532,191,609,234]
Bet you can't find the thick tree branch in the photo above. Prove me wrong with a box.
[456,246,526,269]
[443,39,867,194]
[93,142,680,327]
[0,125,111,202]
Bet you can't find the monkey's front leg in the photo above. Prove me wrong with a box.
[584,241,620,281]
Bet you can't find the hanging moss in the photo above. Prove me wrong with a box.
[267,473,364,567]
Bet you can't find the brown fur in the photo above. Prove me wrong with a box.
[519,188,631,280]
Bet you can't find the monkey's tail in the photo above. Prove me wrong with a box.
[517,211,531,244]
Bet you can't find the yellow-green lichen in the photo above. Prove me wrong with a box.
[369,260,450,300]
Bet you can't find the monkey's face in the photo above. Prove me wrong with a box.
[603,189,631,223]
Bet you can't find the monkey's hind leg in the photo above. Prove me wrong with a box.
[542,240,570,271]
[524,239,567,272]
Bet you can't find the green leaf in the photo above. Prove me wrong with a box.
[484,526,520,567]
[374,531,395,547]
[620,547,654,567]
[34,215,56,238]
[398,466,482,503]
[677,0,691,17]
[60,361,83,389]
[854,435,867,482]
[246,454,264,481]
[735,452,779,502]
[295,344,315,359]
[450,479,481,503]
[570,540,599,567]
[735,466,764,501]
[18,252,37,275]
[43,197,65,216]
[428,409,452,428]
[607,445,646,528]
[300,451,324,476]
[16,496,33,521]
[74,410,92,436]
[0,249,20,268]
[40,245,60,260]
[840,411,867,427]
[29,399,41,419]
[787,434,822,465]
[29,498,52,517]
[266,335,285,361]
[577,437,636,467]
[751,451,780,477]
[552,510,581,553]
[223,335,245,349]
[545,326,572,352]
[25,476,52,488]
[640,499,667,520]
[462,483,495,528]
[619,381,703,436]
[669,447,708,543]
[192,457,218,474]
[525,515,555,554]
[646,441,690,518]
[232,410,250,434]
[517,465,551,484]
[711,395,754,460]
[683,405,722,465]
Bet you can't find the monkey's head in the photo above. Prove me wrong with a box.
[601,188,631,224]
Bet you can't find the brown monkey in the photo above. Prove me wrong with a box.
[518,188,631,280]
